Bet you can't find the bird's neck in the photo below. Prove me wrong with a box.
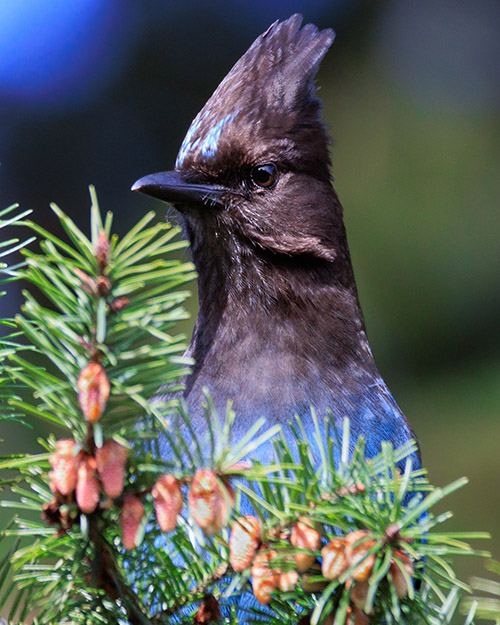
[185,220,376,390]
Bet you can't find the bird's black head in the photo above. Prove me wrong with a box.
[133,15,347,270]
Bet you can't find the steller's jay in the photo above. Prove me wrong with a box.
[132,14,421,470]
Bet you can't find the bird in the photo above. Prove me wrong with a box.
[132,14,421,470]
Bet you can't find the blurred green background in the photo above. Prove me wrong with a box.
[1,0,499,595]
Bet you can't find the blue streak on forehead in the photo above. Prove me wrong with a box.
[200,110,239,160]
[176,115,204,167]
[176,109,241,167]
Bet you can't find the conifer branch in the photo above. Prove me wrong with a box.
[0,194,492,624]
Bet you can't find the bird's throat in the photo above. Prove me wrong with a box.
[183,237,376,419]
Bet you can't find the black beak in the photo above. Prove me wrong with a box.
[131,170,226,208]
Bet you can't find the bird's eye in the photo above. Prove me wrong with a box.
[250,163,278,189]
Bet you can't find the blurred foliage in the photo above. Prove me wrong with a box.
[469,560,500,622]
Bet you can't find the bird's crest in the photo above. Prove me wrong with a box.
[176,14,335,169]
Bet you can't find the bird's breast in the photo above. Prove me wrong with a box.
[182,346,419,468]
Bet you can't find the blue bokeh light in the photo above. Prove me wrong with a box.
[0,0,134,111]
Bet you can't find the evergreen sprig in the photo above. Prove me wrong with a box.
[0,195,491,625]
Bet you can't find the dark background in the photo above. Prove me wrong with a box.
[1,0,499,594]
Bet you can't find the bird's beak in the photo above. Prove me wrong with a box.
[131,170,226,208]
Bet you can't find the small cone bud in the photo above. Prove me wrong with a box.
[121,495,145,550]
[251,549,279,605]
[229,516,261,572]
[390,550,414,598]
[96,230,110,269]
[389,562,409,598]
[351,580,370,610]
[95,440,128,499]
[351,554,376,582]
[290,516,322,572]
[345,530,376,582]
[352,607,370,625]
[193,594,222,624]
[76,455,100,514]
[385,523,402,542]
[78,363,110,423]
[321,539,347,580]
[49,439,79,496]
[152,474,183,533]
[278,568,299,592]
[96,275,111,296]
[188,469,233,536]
[110,297,130,313]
